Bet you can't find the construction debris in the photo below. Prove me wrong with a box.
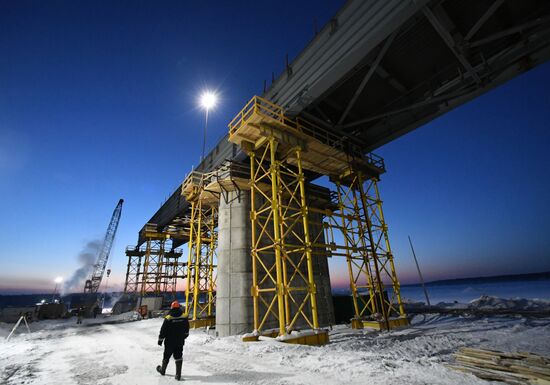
[448,347,550,384]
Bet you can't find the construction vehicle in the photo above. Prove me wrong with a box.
[71,199,123,317]
[83,199,124,294]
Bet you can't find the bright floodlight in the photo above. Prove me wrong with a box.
[200,91,217,110]
[54,277,63,284]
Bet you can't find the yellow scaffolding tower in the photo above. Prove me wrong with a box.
[326,170,407,330]
[229,96,408,343]
[183,171,217,328]
[123,246,143,294]
[245,137,323,343]
[122,224,186,301]
[140,237,167,295]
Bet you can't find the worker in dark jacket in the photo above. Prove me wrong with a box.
[76,307,83,324]
[157,300,189,380]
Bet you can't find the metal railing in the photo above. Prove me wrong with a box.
[365,152,385,171]
[229,96,384,169]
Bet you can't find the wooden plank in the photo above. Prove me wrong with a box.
[455,355,513,373]
[508,365,550,380]
[501,358,550,372]
[446,364,529,384]
[460,347,522,359]
[517,351,550,363]
[456,351,501,363]
[452,347,550,384]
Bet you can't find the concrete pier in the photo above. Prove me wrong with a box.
[215,187,335,337]
[216,190,254,336]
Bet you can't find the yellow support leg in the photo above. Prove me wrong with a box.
[242,137,327,345]
[184,201,197,316]
[192,201,203,321]
[268,137,287,337]
[296,147,319,331]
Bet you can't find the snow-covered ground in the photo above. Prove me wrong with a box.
[1,310,549,385]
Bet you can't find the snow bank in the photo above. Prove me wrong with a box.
[434,301,469,309]
[468,295,550,311]
[0,322,13,338]
[405,295,550,313]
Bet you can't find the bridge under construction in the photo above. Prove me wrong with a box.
[122,0,550,344]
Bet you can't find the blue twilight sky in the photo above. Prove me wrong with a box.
[1,1,549,294]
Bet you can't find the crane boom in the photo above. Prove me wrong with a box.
[84,199,124,294]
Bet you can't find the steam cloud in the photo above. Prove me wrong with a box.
[62,240,101,294]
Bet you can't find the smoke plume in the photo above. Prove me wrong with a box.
[62,240,101,294]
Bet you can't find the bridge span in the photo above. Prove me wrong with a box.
[123,0,550,342]
[142,0,550,244]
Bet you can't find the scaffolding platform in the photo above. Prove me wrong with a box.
[228,96,385,179]
[228,96,408,346]
[242,329,330,346]
[182,171,204,201]
[202,161,251,195]
[351,317,410,330]
[182,168,241,206]
[189,316,215,329]
[123,238,186,296]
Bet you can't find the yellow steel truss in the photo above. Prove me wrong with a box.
[123,247,142,294]
[229,96,408,339]
[184,202,217,321]
[183,172,217,325]
[140,238,165,295]
[123,237,185,298]
[161,247,187,297]
[247,137,320,337]
[324,170,406,328]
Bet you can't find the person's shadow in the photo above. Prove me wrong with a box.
[159,369,290,383]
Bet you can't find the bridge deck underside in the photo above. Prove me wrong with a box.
[141,0,550,241]
[292,0,550,152]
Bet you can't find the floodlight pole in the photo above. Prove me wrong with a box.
[201,108,209,163]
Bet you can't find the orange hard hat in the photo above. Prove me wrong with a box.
[171,301,180,309]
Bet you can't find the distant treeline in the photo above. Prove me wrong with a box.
[0,293,116,309]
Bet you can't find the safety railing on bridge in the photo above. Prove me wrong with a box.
[228,96,385,172]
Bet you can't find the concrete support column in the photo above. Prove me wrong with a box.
[310,210,335,327]
[215,190,253,337]
[216,188,334,336]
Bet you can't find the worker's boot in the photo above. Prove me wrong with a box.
[156,359,168,376]
[175,359,183,381]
